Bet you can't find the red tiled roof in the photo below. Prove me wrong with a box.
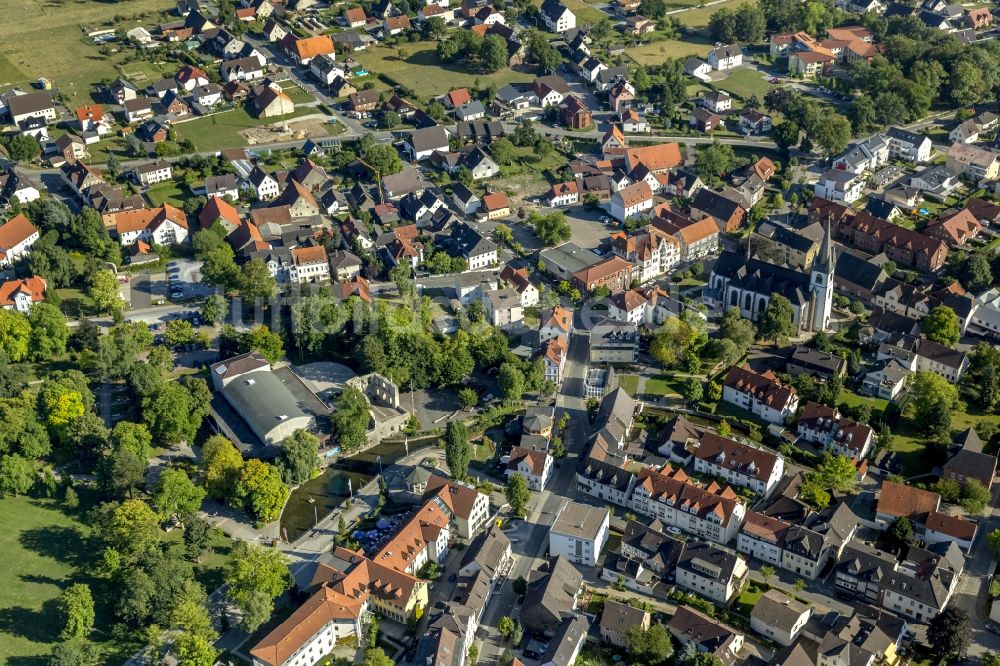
[624,143,682,172]
[107,204,188,235]
[876,480,940,522]
[482,192,510,211]
[0,214,39,257]
[925,511,977,540]
[291,245,328,265]
[199,195,240,230]
[0,275,46,307]
[722,365,796,409]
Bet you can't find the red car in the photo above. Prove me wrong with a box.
[769,77,781,83]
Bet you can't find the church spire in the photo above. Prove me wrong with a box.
[817,215,834,274]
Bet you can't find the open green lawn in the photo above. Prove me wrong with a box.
[0,52,25,83]
[735,583,764,616]
[838,391,888,413]
[146,181,195,208]
[618,374,640,396]
[0,495,105,663]
[716,67,772,102]
[560,0,610,24]
[56,287,100,319]
[279,82,318,105]
[674,0,745,26]
[353,44,534,101]
[173,105,317,153]
[645,374,685,397]
[0,493,232,663]
[0,0,177,106]
[626,37,713,65]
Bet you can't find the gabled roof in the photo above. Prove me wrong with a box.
[722,365,796,409]
[107,204,188,236]
[925,510,977,540]
[694,432,780,484]
[522,556,582,628]
[876,480,940,522]
[624,143,682,172]
[407,125,449,153]
[199,195,241,230]
[0,214,39,254]
[0,276,46,307]
[425,475,484,522]
[668,605,741,661]
[751,590,810,631]
[286,34,335,59]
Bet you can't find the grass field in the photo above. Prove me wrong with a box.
[735,582,764,616]
[0,493,233,663]
[618,374,640,395]
[279,82,318,105]
[645,375,685,397]
[626,37,713,65]
[716,67,772,101]
[353,44,534,101]
[838,391,888,413]
[0,0,177,106]
[173,106,317,153]
[560,0,610,24]
[146,181,194,208]
[0,495,106,663]
[674,0,744,26]
[56,287,100,318]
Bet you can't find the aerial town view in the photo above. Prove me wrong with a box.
[7,0,1000,664]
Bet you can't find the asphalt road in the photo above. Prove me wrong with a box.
[476,320,591,666]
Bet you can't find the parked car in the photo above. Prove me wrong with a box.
[447,573,457,583]
[523,650,541,660]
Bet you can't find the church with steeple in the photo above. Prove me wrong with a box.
[705,221,836,334]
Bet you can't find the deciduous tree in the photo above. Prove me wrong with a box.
[927,608,971,660]
[58,584,95,639]
[201,435,244,500]
[757,294,795,344]
[506,472,530,518]
[332,387,370,450]
[279,429,319,485]
[921,305,960,346]
[27,303,68,360]
[234,459,288,524]
[242,325,285,363]
[224,541,290,629]
[0,310,30,362]
[626,623,674,664]
[89,270,124,316]
[152,468,206,520]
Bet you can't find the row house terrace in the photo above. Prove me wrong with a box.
[691,432,785,497]
[609,226,681,282]
[737,503,859,580]
[630,465,746,545]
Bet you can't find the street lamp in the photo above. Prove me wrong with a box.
[308,497,318,527]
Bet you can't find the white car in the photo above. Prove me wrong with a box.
[666,526,682,535]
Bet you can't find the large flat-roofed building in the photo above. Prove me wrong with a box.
[550,501,610,566]
[539,242,603,281]
[209,352,316,453]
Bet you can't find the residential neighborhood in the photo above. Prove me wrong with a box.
[4,0,1000,665]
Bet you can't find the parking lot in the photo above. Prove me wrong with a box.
[167,258,217,302]
[127,257,215,309]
